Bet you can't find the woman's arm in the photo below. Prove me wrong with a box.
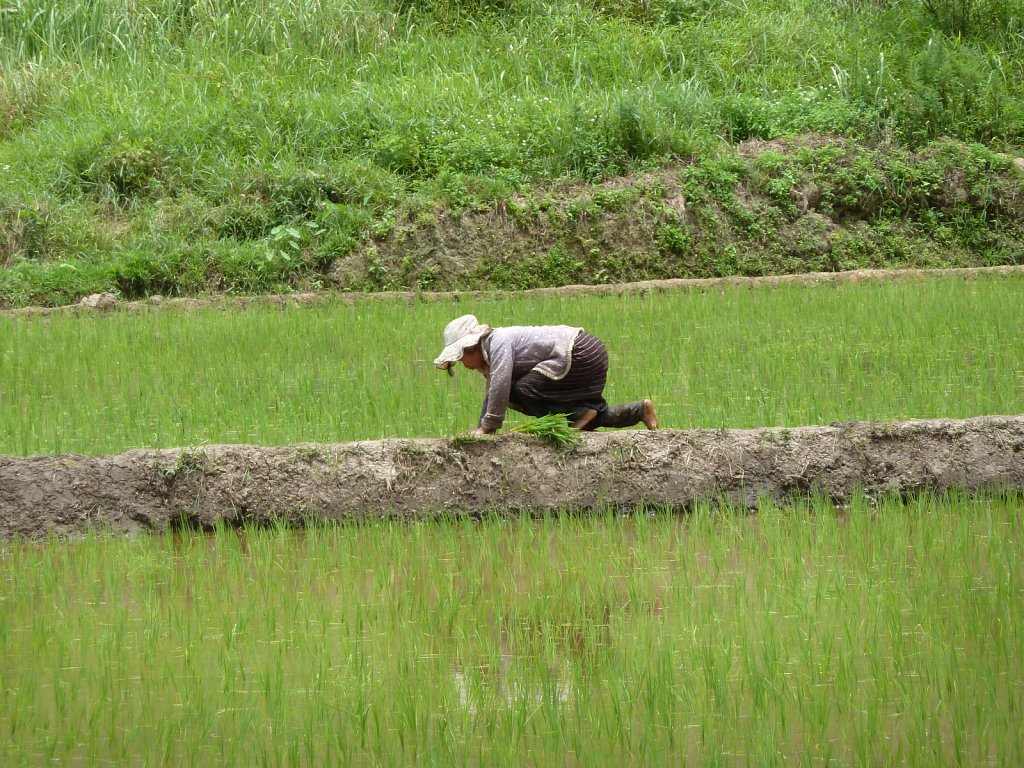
[479,340,514,432]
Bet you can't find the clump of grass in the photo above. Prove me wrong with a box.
[448,431,490,447]
[507,413,582,449]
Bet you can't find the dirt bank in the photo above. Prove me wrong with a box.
[4,135,1021,310]
[1,415,1021,538]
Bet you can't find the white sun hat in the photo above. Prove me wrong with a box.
[433,314,491,370]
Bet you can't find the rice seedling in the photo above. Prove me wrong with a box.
[506,413,581,449]
[0,492,1021,765]
[1,273,1022,456]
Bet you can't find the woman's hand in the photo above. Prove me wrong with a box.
[469,428,491,437]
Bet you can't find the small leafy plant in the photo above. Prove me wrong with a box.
[267,220,322,263]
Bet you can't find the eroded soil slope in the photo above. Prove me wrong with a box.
[2,416,1022,538]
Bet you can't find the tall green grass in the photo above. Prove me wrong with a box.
[1,273,1022,455]
[4,0,1020,193]
[1,492,1021,765]
[1,0,1022,305]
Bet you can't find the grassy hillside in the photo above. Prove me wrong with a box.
[1,0,1023,306]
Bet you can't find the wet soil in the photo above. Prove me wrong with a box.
[2,415,1021,538]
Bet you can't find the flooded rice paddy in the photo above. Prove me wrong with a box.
[2,493,1021,766]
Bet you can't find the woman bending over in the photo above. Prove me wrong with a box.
[434,314,658,436]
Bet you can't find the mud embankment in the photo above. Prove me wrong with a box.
[1,416,1022,538]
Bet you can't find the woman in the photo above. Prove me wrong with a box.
[433,314,658,436]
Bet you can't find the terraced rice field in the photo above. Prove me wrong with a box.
[1,273,1022,765]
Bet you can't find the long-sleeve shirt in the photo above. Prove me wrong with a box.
[478,325,582,431]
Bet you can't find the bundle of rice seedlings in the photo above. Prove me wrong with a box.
[508,413,581,449]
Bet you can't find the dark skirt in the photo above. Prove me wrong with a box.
[507,331,609,427]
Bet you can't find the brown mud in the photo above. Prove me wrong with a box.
[3,264,1024,319]
[2,415,1022,538]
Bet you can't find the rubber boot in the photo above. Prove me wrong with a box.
[598,401,647,429]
